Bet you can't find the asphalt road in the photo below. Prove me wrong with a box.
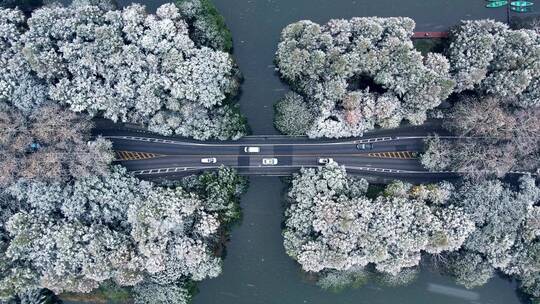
[95,121,459,183]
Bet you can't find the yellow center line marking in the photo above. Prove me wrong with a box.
[113,151,419,161]
[362,151,418,159]
[115,151,164,161]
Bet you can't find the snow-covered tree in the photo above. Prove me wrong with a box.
[133,281,191,304]
[316,267,369,292]
[275,17,454,138]
[445,251,495,288]
[448,20,540,107]
[283,162,474,277]
[128,186,222,283]
[176,0,233,52]
[274,92,315,135]
[70,0,116,10]
[0,8,46,113]
[0,166,247,301]
[16,2,246,140]
[422,95,540,179]
[182,166,249,223]
[421,136,453,172]
[373,267,419,287]
[449,175,540,297]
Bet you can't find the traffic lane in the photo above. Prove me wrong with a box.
[104,131,424,148]
[112,139,298,156]
[111,137,303,156]
[116,154,317,171]
[106,134,358,147]
[114,155,241,171]
[117,154,297,171]
[289,138,424,155]
[289,155,425,171]
[116,154,425,173]
[128,164,446,183]
[110,137,424,156]
[115,154,425,169]
[244,155,424,172]
[110,138,242,155]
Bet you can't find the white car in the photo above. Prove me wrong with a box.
[244,146,260,153]
[262,158,278,165]
[201,157,217,164]
[318,158,333,164]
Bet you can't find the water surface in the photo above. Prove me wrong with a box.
[185,2,520,304]
[126,0,509,133]
[65,0,526,303]
[192,177,522,304]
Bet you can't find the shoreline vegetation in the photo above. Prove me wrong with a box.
[2,0,248,141]
[273,15,539,303]
[0,0,249,303]
[0,0,539,303]
[55,168,248,304]
[176,0,234,53]
[283,163,540,301]
[273,17,455,139]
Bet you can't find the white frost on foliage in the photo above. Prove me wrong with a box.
[451,175,540,296]
[0,8,46,112]
[283,162,474,275]
[448,20,540,107]
[0,166,234,297]
[275,17,455,138]
[16,2,244,140]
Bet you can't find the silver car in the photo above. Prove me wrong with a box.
[262,158,278,165]
[356,143,373,150]
[201,158,217,164]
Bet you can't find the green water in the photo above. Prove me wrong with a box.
[66,0,531,302]
[190,178,522,304]
[189,1,524,303]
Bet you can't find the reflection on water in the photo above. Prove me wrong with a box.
[191,178,521,304]
[36,1,527,303]
[187,1,520,303]
[427,283,480,302]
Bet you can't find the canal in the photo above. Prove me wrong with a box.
[192,1,523,303]
[63,0,528,303]
[189,1,522,303]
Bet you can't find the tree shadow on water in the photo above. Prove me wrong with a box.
[1,0,43,13]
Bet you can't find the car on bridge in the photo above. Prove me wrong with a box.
[356,143,373,150]
[244,146,260,153]
[318,158,333,164]
[201,158,217,164]
[262,158,278,165]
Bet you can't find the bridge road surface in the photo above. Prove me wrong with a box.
[95,121,459,183]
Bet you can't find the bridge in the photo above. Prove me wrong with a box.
[96,121,459,183]
[412,32,449,39]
